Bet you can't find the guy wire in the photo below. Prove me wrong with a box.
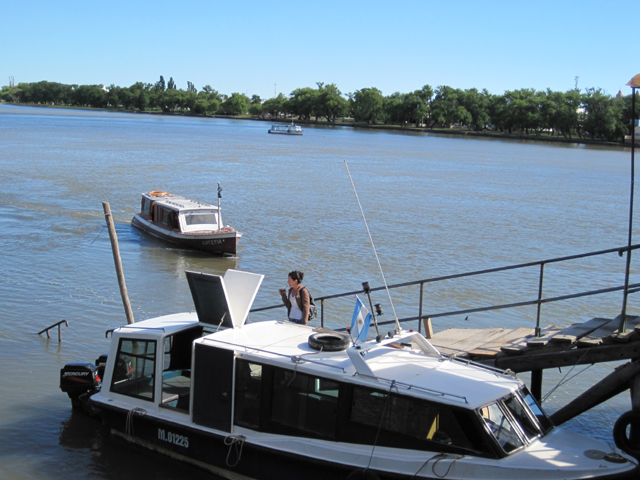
[344,160,401,333]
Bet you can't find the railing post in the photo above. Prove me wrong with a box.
[320,299,325,329]
[535,262,545,338]
[418,282,424,334]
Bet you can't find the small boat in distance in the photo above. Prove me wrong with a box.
[268,122,303,135]
[131,186,241,255]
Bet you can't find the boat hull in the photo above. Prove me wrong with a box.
[98,403,361,480]
[93,399,639,480]
[268,131,303,135]
[131,215,241,255]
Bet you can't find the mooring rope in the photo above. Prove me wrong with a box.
[125,407,147,437]
[224,434,246,467]
[542,347,593,403]
[366,380,398,469]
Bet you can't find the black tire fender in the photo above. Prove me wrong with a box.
[613,410,640,458]
[308,332,350,351]
[346,469,381,480]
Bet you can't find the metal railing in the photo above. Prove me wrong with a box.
[251,244,640,336]
[37,320,69,342]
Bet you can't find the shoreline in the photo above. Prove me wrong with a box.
[2,101,632,149]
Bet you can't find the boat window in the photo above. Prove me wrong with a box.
[141,197,152,215]
[479,403,524,453]
[270,369,339,439]
[348,387,491,455]
[110,339,156,402]
[504,394,541,441]
[234,360,262,429]
[521,387,553,433]
[184,212,218,226]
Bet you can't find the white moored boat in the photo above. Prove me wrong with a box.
[268,122,303,135]
[131,186,241,255]
[59,269,638,480]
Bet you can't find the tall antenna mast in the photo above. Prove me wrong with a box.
[344,160,402,334]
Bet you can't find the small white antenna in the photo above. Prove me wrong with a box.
[344,160,402,333]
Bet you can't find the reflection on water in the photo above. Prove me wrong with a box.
[0,104,637,478]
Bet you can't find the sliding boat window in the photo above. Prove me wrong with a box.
[521,387,553,433]
[184,212,218,226]
[110,339,156,402]
[234,360,263,429]
[479,403,524,453]
[269,369,339,439]
[346,386,492,455]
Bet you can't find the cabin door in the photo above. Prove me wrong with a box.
[192,344,234,432]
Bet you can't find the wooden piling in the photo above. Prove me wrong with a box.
[102,202,135,325]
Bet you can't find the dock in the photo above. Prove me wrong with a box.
[427,315,640,426]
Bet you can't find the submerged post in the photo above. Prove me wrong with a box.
[621,74,640,334]
[102,202,135,325]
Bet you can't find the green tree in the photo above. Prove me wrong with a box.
[218,92,248,115]
[263,93,288,118]
[581,88,623,141]
[431,86,470,127]
[136,90,149,111]
[352,87,384,124]
[460,88,491,131]
[316,83,348,122]
[289,87,318,120]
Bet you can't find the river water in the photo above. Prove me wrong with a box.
[0,104,637,479]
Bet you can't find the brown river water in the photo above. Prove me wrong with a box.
[0,104,637,479]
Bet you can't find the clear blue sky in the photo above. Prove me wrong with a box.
[2,0,637,99]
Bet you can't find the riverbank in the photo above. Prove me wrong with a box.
[1,101,630,148]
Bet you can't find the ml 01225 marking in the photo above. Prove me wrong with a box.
[158,428,189,448]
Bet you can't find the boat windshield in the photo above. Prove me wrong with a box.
[479,403,524,453]
[480,389,550,454]
[520,387,553,433]
[184,212,218,226]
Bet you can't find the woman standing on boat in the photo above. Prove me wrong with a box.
[279,270,310,325]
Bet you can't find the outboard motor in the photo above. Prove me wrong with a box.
[60,362,101,409]
[95,353,108,380]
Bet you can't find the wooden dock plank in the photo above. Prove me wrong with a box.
[431,328,505,357]
[469,328,534,359]
[526,317,609,347]
[577,316,640,347]
[548,317,612,344]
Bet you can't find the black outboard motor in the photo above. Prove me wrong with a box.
[95,353,109,380]
[60,362,101,409]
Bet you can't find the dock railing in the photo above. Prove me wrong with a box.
[251,244,640,336]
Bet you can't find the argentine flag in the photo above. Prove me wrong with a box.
[351,296,372,344]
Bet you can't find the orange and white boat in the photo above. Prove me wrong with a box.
[131,186,241,255]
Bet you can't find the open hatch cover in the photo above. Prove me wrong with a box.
[186,269,264,328]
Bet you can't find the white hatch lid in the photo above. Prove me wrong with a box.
[186,269,264,328]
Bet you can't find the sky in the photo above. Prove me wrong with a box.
[2,0,638,99]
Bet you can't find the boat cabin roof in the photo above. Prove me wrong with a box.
[141,192,219,213]
[198,320,523,410]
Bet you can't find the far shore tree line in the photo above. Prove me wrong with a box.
[2,76,639,143]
